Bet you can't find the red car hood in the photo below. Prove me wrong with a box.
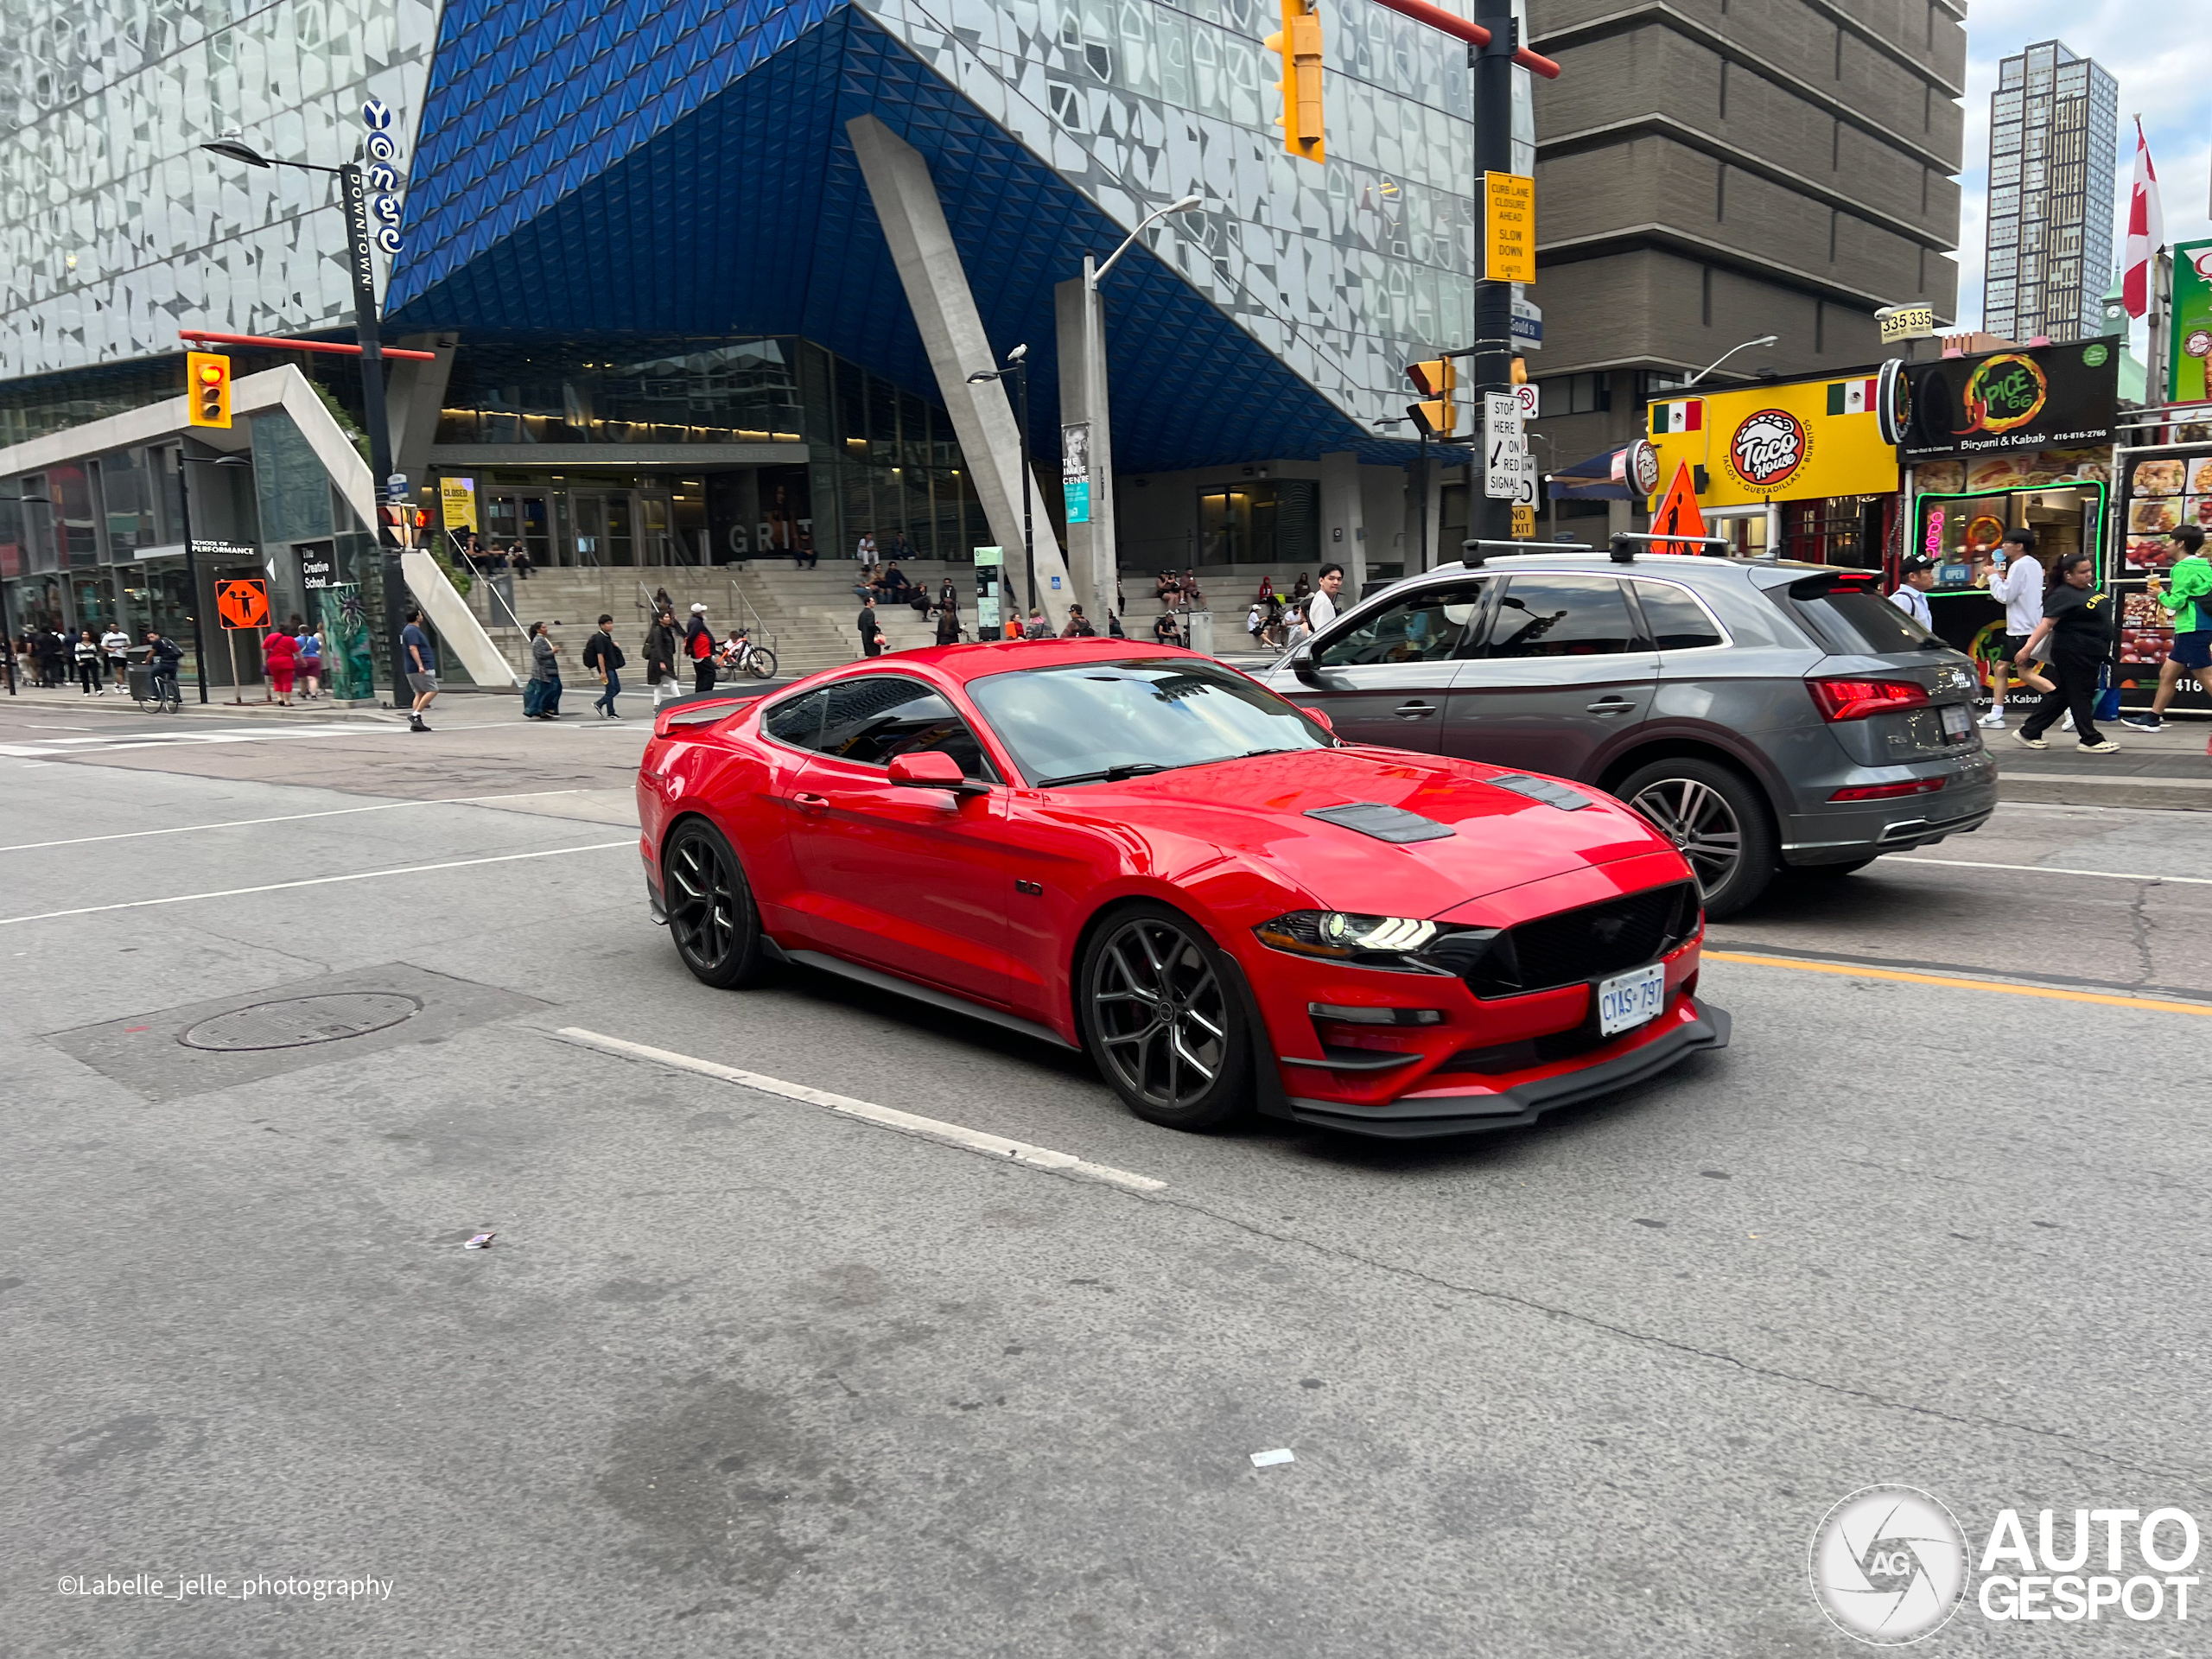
[1062,747,1683,916]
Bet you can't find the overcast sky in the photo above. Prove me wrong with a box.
[1952,0,2210,340]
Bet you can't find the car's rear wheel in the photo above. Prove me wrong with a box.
[1079,904,1252,1131]
[664,818,771,988]
[1618,758,1777,919]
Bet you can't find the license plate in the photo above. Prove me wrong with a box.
[1941,703,1971,741]
[1596,963,1667,1038]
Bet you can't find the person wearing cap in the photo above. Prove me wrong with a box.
[1890,552,1937,629]
[1979,527,2053,728]
[2121,522,2212,732]
[683,602,716,694]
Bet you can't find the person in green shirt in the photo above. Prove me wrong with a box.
[2120,524,2212,732]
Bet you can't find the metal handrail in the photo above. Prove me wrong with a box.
[727,578,776,650]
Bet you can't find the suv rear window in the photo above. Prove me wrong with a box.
[1783,579,1938,655]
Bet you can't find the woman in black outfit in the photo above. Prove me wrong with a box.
[2014,552,2118,753]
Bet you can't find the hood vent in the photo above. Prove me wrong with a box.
[1304,802,1457,844]
[1485,774,1594,811]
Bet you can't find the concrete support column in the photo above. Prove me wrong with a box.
[848,114,1071,630]
[1319,450,1365,592]
[1054,271,1117,634]
[386,334,457,491]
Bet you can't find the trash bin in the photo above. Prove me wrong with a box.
[1184,610,1214,656]
[125,663,157,703]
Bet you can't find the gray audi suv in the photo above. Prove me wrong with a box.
[1257,550,1997,917]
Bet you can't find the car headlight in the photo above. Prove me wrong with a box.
[1255,910,1494,971]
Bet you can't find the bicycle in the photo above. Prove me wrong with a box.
[129,663,183,713]
[721,632,778,680]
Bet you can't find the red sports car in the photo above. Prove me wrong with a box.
[636,640,1728,1139]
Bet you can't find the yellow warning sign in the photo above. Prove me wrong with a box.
[1484,171,1535,284]
[1511,505,1536,538]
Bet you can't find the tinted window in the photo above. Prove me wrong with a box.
[816,677,995,777]
[1788,582,1938,653]
[761,688,828,749]
[1632,581,1726,651]
[1315,582,1488,667]
[968,658,1332,787]
[1484,575,1638,658]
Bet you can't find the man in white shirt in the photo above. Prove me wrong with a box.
[1889,552,1936,630]
[99,623,132,691]
[1979,528,2053,728]
[855,531,877,563]
[1295,563,1345,645]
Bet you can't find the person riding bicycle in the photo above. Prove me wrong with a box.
[143,627,183,704]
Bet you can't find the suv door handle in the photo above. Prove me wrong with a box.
[1394,700,1438,718]
[1586,697,1637,715]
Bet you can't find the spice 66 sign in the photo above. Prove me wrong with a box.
[1647,375,1900,510]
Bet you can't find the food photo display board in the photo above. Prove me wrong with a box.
[2111,448,2212,712]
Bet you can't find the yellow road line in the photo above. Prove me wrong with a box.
[1705,950,2212,1018]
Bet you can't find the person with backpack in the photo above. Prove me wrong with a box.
[642,607,677,704]
[684,603,716,693]
[142,627,184,702]
[583,613,626,718]
[296,620,322,700]
[2121,524,2212,732]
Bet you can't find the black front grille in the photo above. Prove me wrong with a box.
[1446,882,1700,998]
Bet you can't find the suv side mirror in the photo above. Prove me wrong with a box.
[887,751,987,794]
[1291,646,1322,686]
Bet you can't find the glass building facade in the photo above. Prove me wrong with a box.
[1981,40,2118,346]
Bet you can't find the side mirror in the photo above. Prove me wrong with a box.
[1291,648,1322,686]
[1306,707,1335,733]
[887,751,986,794]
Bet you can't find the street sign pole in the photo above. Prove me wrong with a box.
[174,450,212,703]
[340,160,409,709]
[1471,0,1519,549]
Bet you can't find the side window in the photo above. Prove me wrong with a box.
[817,676,996,779]
[1484,575,1638,658]
[1631,581,1726,651]
[1314,582,1488,667]
[761,687,829,750]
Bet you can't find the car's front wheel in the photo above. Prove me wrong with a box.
[1078,904,1252,1131]
[663,818,772,988]
[1617,757,1777,919]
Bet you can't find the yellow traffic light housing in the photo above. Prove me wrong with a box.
[1264,0,1325,164]
[186,351,232,429]
[1510,355,1529,387]
[1406,357,1456,437]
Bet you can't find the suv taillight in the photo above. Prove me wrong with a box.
[1807,677,1930,722]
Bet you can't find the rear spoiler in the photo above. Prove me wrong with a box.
[1763,568,1882,599]
[652,696,760,739]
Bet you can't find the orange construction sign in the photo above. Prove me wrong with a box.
[1649,462,1707,557]
[215,578,270,631]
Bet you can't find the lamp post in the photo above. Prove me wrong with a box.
[1373,416,1433,573]
[1075,194,1205,629]
[968,345,1033,632]
[0,489,45,696]
[201,137,408,707]
[1680,334,1780,390]
[1526,429,1560,543]
[174,449,254,704]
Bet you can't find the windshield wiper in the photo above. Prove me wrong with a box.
[1242,747,1300,758]
[1034,761,1171,787]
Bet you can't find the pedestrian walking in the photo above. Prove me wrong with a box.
[684,603,716,693]
[857,594,885,658]
[296,622,322,699]
[644,607,679,705]
[934,582,961,646]
[1023,606,1051,640]
[524,621,563,718]
[583,613,626,718]
[73,628,103,694]
[1979,528,2052,728]
[262,625,298,705]
[2014,552,2119,753]
[1060,604,1096,638]
[2121,524,2212,732]
[99,621,131,690]
[401,607,438,732]
[1890,552,1936,629]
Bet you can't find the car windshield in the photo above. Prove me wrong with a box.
[967,658,1332,786]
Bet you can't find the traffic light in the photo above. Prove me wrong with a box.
[1406,358,1456,437]
[1264,0,1325,164]
[1510,355,1529,387]
[186,351,232,429]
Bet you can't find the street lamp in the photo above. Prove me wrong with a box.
[200,135,407,706]
[175,450,254,704]
[968,344,1032,633]
[1074,194,1205,630]
[1526,429,1560,544]
[1680,334,1780,389]
[1374,415,1433,574]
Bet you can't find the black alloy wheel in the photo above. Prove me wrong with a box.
[1080,904,1251,1131]
[1616,756,1777,920]
[663,818,769,988]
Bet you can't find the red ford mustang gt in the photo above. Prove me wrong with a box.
[636,640,1728,1139]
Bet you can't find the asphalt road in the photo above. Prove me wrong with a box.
[3,695,2208,1658]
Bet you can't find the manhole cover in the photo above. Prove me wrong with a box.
[178,993,423,1052]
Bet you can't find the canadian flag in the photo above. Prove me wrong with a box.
[2123,118,2164,320]
[1651,399,1703,435]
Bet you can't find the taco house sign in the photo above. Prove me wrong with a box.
[1646,377,1898,510]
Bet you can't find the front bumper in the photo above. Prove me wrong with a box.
[1284,997,1730,1139]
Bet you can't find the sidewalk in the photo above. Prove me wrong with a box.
[0,682,512,724]
[1985,713,2212,809]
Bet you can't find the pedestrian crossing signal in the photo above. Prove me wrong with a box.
[1265,0,1325,164]
[1406,358,1457,437]
[187,351,232,429]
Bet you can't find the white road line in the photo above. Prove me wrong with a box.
[556,1026,1166,1194]
[0,840,633,926]
[1890,855,2212,887]
[0,790,593,855]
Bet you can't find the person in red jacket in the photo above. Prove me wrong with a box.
[262,626,298,705]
